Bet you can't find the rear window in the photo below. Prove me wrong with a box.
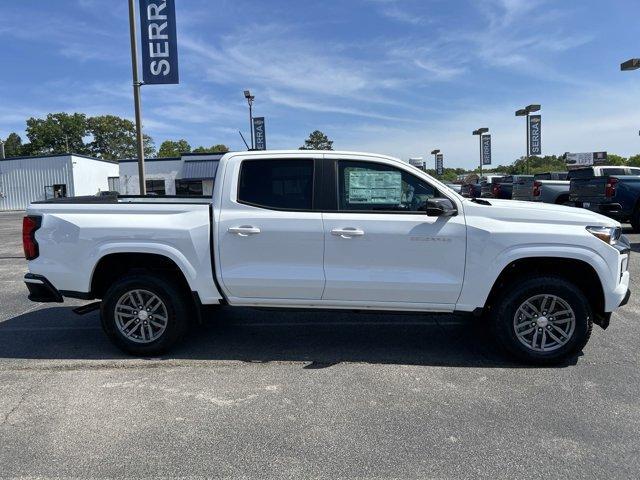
[534,173,552,180]
[238,159,314,210]
[567,168,595,180]
[601,167,627,176]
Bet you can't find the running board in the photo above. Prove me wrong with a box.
[72,301,101,315]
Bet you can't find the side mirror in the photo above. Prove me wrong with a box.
[426,198,457,217]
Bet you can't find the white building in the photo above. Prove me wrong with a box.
[117,152,225,196]
[0,154,119,211]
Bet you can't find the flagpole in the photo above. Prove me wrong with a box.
[128,0,146,195]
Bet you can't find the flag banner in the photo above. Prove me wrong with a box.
[139,0,179,84]
[529,115,541,155]
[436,153,444,175]
[482,135,491,165]
[253,117,266,150]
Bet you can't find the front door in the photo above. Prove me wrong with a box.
[322,158,466,306]
[218,156,325,300]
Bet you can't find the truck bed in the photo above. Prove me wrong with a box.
[25,200,221,304]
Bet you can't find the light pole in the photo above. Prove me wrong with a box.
[128,0,146,195]
[515,104,540,174]
[0,139,5,159]
[621,60,640,139]
[244,90,255,150]
[621,58,640,71]
[472,128,489,177]
[431,149,440,176]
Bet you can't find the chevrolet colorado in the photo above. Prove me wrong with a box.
[23,151,631,364]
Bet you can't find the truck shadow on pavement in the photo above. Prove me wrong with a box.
[0,305,579,368]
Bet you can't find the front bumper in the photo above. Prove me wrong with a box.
[620,288,631,307]
[24,273,63,303]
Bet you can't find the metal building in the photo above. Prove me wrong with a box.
[117,152,224,196]
[0,154,119,211]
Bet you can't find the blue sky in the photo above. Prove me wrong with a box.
[1,0,640,168]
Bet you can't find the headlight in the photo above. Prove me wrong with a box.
[586,225,622,245]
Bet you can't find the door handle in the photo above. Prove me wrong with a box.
[228,225,261,236]
[331,227,365,238]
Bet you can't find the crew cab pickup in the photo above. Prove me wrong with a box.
[570,169,640,231]
[23,151,631,364]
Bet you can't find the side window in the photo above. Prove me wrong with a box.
[238,159,314,210]
[603,168,626,176]
[145,179,166,195]
[337,160,439,212]
[628,168,640,175]
[175,179,203,196]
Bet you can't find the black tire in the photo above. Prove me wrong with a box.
[101,273,190,356]
[491,275,592,365]
[631,206,640,233]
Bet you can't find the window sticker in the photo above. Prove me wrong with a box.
[345,168,402,204]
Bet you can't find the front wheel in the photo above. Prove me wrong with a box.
[491,276,593,365]
[101,273,190,356]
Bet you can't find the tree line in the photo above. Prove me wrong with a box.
[1,112,229,161]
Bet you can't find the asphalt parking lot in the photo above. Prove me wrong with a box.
[1,210,639,479]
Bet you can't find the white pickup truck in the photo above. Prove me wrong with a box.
[23,150,631,364]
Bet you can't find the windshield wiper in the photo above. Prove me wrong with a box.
[470,198,491,205]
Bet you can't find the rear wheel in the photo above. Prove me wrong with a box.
[491,275,592,365]
[101,273,190,356]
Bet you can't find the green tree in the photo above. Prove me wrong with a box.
[158,139,192,157]
[192,144,229,153]
[3,132,23,157]
[300,130,333,150]
[627,154,640,167]
[25,113,90,155]
[606,154,627,166]
[88,115,155,160]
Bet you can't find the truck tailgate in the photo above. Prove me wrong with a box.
[512,178,534,201]
[569,177,608,203]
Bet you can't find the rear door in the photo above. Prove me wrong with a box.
[217,154,325,300]
[321,155,466,307]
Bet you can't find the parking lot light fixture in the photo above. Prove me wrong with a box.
[430,149,440,175]
[621,58,640,71]
[473,128,489,176]
[244,90,255,149]
[516,104,541,174]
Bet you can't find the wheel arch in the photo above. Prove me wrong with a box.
[483,256,606,325]
[90,249,196,300]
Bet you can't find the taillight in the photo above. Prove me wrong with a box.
[533,181,542,197]
[22,216,41,260]
[492,184,500,196]
[605,177,618,198]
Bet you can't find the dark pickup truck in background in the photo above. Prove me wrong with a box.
[570,166,640,231]
[497,175,534,200]
[480,175,505,198]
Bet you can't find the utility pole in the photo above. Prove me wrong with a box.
[0,140,5,159]
[128,0,146,195]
